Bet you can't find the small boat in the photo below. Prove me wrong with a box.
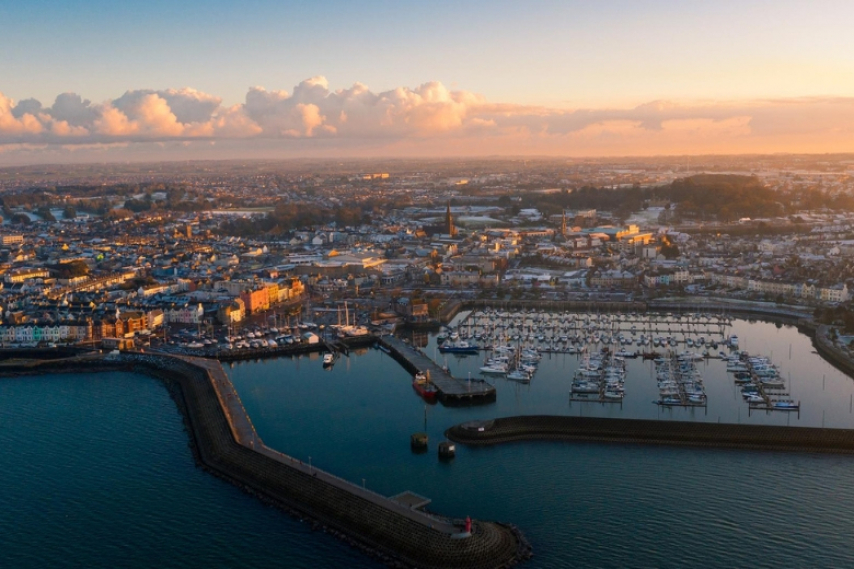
[507,370,532,383]
[772,401,799,410]
[438,340,480,354]
[571,381,600,394]
[322,353,334,367]
[412,372,438,401]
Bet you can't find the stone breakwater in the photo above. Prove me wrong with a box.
[813,324,854,381]
[0,352,530,569]
[446,415,854,454]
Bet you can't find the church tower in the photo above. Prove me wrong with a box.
[446,202,457,237]
[561,209,567,237]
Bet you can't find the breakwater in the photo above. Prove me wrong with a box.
[0,352,527,569]
[814,324,854,381]
[446,415,854,454]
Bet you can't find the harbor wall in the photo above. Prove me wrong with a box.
[0,346,90,361]
[211,335,376,362]
[0,353,527,569]
[813,325,854,381]
[446,415,854,454]
[438,297,812,325]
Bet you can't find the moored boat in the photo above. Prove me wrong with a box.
[412,372,438,400]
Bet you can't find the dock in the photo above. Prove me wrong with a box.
[377,336,496,405]
[737,354,800,416]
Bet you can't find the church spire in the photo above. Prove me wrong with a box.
[561,209,567,237]
[446,201,457,237]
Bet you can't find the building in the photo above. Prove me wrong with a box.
[164,303,205,324]
[1,235,23,246]
[239,286,270,314]
[217,299,245,324]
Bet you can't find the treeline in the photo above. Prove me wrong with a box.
[513,174,851,223]
[221,203,372,237]
[815,305,854,334]
[220,196,411,237]
[0,183,213,217]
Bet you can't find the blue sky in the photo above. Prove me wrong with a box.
[1,1,853,163]
[3,0,853,106]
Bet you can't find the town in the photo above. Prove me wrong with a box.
[0,155,853,351]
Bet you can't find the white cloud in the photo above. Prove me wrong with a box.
[2,81,854,160]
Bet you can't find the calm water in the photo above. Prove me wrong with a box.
[3,317,854,568]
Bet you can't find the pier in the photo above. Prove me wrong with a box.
[377,335,496,405]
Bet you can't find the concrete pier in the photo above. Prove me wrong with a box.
[377,336,496,405]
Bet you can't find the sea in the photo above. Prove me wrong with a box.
[2,317,854,568]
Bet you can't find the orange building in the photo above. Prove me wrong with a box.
[239,286,270,314]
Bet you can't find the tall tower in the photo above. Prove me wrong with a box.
[446,202,457,237]
[561,210,567,237]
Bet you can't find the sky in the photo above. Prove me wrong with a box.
[1,0,853,164]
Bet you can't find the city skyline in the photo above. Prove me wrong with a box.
[2,0,853,164]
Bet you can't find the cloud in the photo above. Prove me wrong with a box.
[0,93,44,135]
[2,79,854,161]
[94,104,138,136]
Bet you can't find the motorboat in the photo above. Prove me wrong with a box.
[507,370,532,383]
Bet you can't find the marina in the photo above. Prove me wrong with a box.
[401,308,840,428]
[447,308,734,356]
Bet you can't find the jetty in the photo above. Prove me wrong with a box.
[377,335,496,405]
